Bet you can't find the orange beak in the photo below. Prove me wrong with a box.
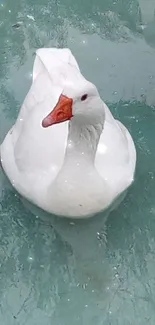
[42,94,73,128]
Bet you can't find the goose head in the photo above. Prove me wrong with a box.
[42,71,105,128]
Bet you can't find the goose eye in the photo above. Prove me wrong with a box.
[81,94,88,101]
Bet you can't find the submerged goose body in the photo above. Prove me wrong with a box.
[0,48,136,218]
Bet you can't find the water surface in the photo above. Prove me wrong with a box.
[0,0,155,324]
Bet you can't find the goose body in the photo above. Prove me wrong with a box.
[0,48,136,218]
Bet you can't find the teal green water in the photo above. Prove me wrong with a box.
[0,0,155,324]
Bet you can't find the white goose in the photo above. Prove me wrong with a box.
[0,48,136,218]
